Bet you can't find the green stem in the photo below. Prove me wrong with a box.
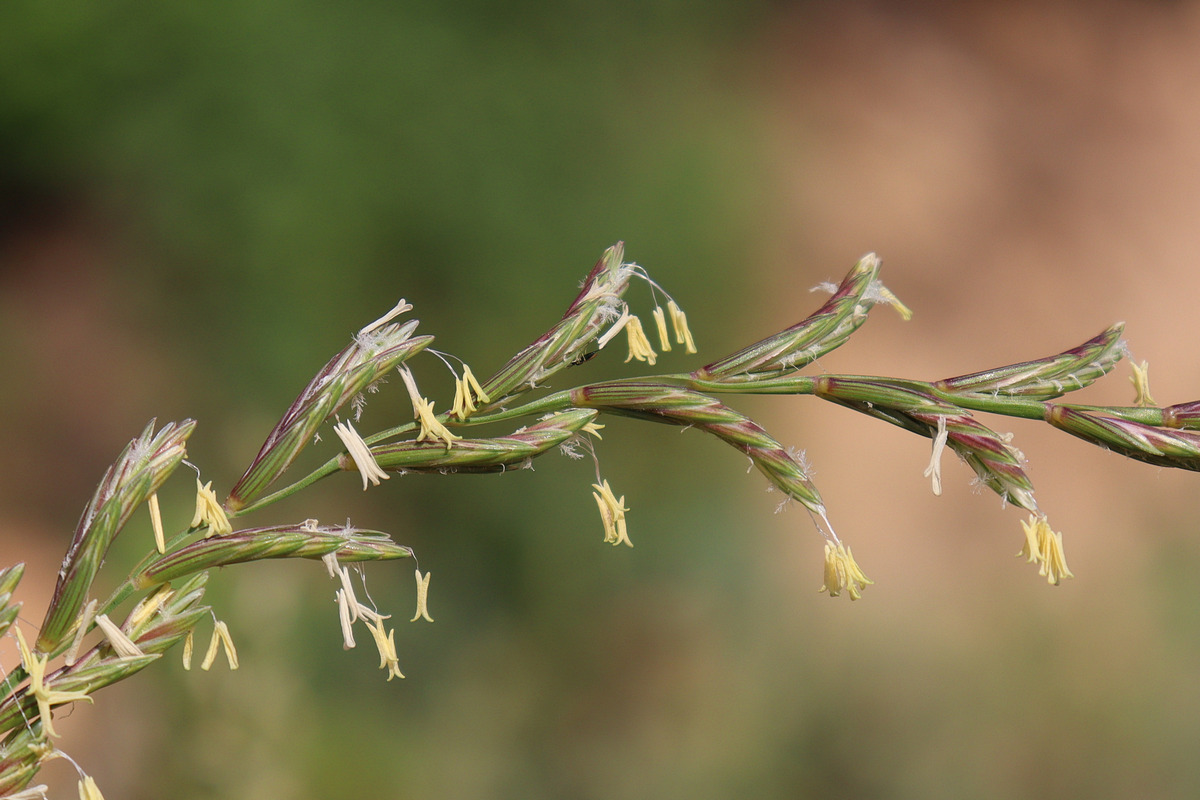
[450,390,577,426]
[690,371,1169,425]
[89,529,197,634]
[229,457,343,518]
[231,393,586,516]
[233,364,1168,531]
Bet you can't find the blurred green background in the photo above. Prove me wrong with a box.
[4,1,1200,798]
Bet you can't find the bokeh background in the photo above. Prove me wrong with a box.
[3,1,1200,798]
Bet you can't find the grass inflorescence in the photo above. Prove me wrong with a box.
[2,243,1196,798]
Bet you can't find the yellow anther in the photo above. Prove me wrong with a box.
[652,306,672,352]
[410,569,434,623]
[200,620,239,671]
[1016,515,1073,585]
[335,420,390,490]
[818,541,874,600]
[624,315,657,366]
[14,626,93,738]
[591,479,632,547]
[148,492,165,554]
[1130,360,1157,407]
[192,479,232,538]
[876,285,913,321]
[667,300,697,354]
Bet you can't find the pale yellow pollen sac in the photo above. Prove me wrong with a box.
[191,479,233,538]
[1130,360,1157,407]
[411,569,434,623]
[452,376,474,419]
[1016,514,1073,585]
[820,542,841,596]
[200,620,239,671]
[667,300,697,354]
[581,421,605,440]
[148,492,165,554]
[1039,527,1073,585]
[923,416,950,496]
[398,364,422,399]
[363,614,404,681]
[414,396,461,449]
[336,588,356,650]
[593,490,615,542]
[596,307,632,350]
[13,626,93,738]
[334,420,390,490]
[336,565,360,623]
[623,315,657,366]
[453,364,491,419]
[78,775,106,800]
[358,298,412,336]
[463,364,491,404]
[182,629,194,670]
[399,366,461,449]
[876,285,913,321]
[199,625,220,670]
[217,621,239,669]
[652,306,672,352]
[1017,516,1040,564]
[128,585,174,634]
[94,614,145,659]
[591,479,632,547]
[354,602,390,625]
[64,598,99,667]
[818,541,874,600]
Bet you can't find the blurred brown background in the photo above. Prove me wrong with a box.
[3,1,1200,798]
